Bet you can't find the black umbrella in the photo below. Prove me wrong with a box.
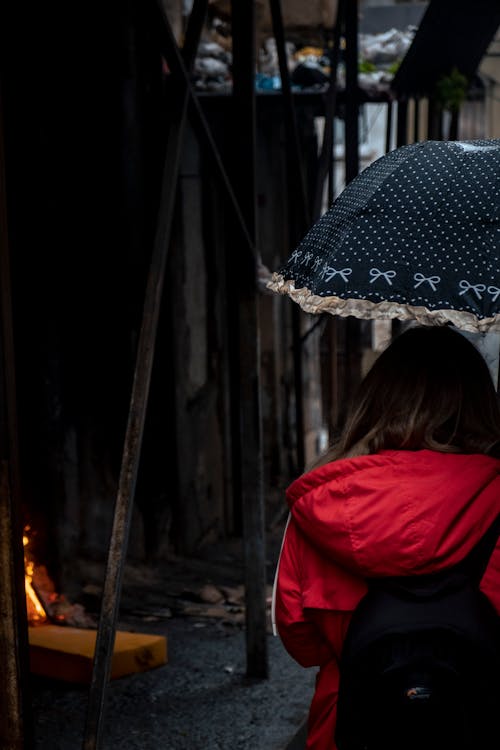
[267,138,500,333]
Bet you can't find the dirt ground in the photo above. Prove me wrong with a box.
[30,525,315,749]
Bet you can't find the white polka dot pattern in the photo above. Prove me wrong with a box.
[269,139,500,328]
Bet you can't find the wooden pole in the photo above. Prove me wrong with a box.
[344,0,359,184]
[0,85,34,750]
[396,99,408,147]
[313,0,343,221]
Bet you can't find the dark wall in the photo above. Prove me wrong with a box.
[2,1,171,582]
[1,0,325,583]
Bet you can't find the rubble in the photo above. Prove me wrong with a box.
[30,524,315,749]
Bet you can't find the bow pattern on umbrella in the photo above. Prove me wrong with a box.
[268,139,500,333]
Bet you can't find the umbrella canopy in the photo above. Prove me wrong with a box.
[267,138,500,333]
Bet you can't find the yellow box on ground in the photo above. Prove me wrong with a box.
[29,625,168,683]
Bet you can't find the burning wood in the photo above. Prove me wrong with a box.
[23,526,96,628]
[23,527,48,624]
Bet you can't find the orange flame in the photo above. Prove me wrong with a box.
[23,527,47,624]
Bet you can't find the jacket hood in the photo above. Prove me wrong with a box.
[287,450,500,577]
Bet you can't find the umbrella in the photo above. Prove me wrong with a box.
[267,138,500,333]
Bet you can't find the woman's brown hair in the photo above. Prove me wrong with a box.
[315,325,500,467]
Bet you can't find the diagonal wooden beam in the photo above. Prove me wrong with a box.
[82,3,208,748]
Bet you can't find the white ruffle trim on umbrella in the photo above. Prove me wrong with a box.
[267,274,500,334]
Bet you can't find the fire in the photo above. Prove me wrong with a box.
[23,527,48,624]
[22,525,96,628]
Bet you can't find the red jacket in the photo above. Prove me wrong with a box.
[274,450,500,750]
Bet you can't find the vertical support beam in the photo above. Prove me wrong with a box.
[231,0,268,679]
[396,98,408,147]
[0,88,33,750]
[344,0,359,184]
[427,97,443,141]
[152,0,254,253]
[448,107,459,140]
[311,0,342,450]
[291,306,305,472]
[329,318,340,434]
[269,0,309,225]
[413,97,420,142]
[342,0,363,408]
[269,0,309,475]
[385,100,393,153]
[313,0,343,220]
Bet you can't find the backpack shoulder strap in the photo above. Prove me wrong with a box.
[368,512,500,599]
[457,512,500,584]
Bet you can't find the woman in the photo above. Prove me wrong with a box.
[273,324,500,750]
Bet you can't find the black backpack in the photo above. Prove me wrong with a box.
[335,515,500,750]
